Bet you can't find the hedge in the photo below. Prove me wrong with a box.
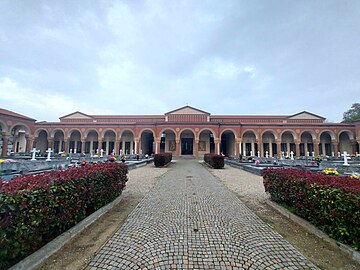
[0,163,128,268]
[154,152,172,167]
[262,168,360,250]
[204,154,224,169]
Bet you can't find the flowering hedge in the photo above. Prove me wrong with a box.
[154,153,172,167]
[0,163,128,268]
[262,168,360,250]
[204,154,224,169]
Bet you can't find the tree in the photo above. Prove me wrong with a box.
[342,103,360,123]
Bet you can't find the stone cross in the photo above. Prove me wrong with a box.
[306,151,309,157]
[100,149,104,158]
[290,151,294,160]
[120,149,123,155]
[312,151,315,157]
[265,151,269,158]
[46,148,53,161]
[31,148,37,161]
[250,150,253,156]
[74,148,77,154]
[69,149,73,154]
[342,151,350,166]
[338,152,341,158]
[257,151,260,157]
[331,152,335,157]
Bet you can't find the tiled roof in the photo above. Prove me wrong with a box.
[0,108,36,121]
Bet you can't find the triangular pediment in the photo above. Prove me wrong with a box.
[60,111,93,120]
[165,106,210,115]
[288,111,325,120]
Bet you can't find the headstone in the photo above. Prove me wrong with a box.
[290,151,294,160]
[140,149,143,155]
[100,149,104,158]
[257,151,260,157]
[338,152,341,158]
[306,151,309,157]
[70,149,73,154]
[286,151,289,158]
[96,149,99,154]
[74,148,77,154]
[342,151,350,166]
[332,152,334,157]
[31,148,37,161]
[280,151,284,160]
[312,151,315,157]
[132,149,134,155]
[120,149,123,155]
[265,151,269,158]
[250,151,253,156]
[46,148,53,161]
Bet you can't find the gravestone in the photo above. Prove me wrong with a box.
[342,151,350,166]
[290,151,294,160]
[31,148,37,161]
[46,148,53,161]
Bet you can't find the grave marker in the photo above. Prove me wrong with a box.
[46,148,53,161]
[31,148,37,161]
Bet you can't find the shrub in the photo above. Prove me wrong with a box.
[154,152,172,167]
[204,153,224,169]
[0,163,128,268]
[262,168,360,250]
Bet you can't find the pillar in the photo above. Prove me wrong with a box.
[322,142,326,156]
[63,139,68,153]
[1,135,9,157]
[251,141,255,155]
[98,139,103,153]
[314,139,320,156]
[134,138,139,154]
[276,140,281,157]
[295,140,300,157]
[176,139,180,157]
[195,139,199,159]
[214,139,220,155]
[115,139,121,155]
[155,138,160,154]
[106,140,110,155]
[257,139,262,157]
[332,140,339,156]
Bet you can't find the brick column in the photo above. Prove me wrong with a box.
[115,139,121,155]
[155,138,161,154]
[48,138,54,150]
[332,140,339,156]
[63,139,68,153]
[256,139,262,157]
[276,140,281,157]
[81,138,86,154]
[214,139,220,155]
[295,140,300,157]
[314,139,320,156]
[1,135,9,157]
[176,139,180,157]
[134,138,139,154]
[235,138,241,156]
[98,139,103,154]
[194,139,199,159]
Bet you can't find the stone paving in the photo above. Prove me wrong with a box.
[85,159,318,269]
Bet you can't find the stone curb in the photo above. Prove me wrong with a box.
[266,199,360,264]
[10,162,151,270]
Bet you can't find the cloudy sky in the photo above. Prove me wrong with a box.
[0,1,359,122]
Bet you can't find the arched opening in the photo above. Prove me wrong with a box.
[53,130,65,153]
[35,130,48,154]
[262,131,276,157]
[300,132,314,156]
[103,130,116,155]
[159,129,176,154]
[85,130,99,155]
[281,131,295,157]
[198,129,215,157]
[69,130,82,154]
[180,130,195,155]
[0,123,6,156]
[140,130,154,155]
[319,132,332,156]
[221,130,235,157]
[242,131,257,156]
[339,132,352,154]
[10,125,30,153]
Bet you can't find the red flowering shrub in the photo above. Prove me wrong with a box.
[204,154,224,169]
[262,168,360,250]
[154,153,172,167]
[0,163,128,268]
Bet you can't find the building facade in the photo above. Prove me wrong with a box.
[1,106,359,158]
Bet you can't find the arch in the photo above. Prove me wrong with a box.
[179,129,195,156]
[319,131,334,156]
[220,130,236,157]
[219,128,238,139]
[9,123,31,153]
[103,130,117,155]
[50,128,65,138]
[300,131,315,156]
[120,129,135,138]
[84,129,99,138]
[198,128,216,155]
[101,128,118,139]
[338,130,354,141]
[280,131,296,156]
[338,131,353,153]
[159,128,177,153]
[67,128,83,139]
[35,130,48,153]
[300,130,316,141]
[138,128,155,138]
[0,120,7,133]
[261,130,277,157]
[9,123,31,135]
[241,129,259,139]
[68,130,82,153]
[319,130,336,141]
[34,128,49,138]
[280,129,298,140]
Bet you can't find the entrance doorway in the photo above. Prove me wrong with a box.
[181,138,193,155]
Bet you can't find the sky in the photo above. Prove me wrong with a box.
[0,0,359,123]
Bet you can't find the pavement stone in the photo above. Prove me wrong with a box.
[85,159,318,269]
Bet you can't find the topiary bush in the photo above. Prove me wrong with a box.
[154,152,172,167]
[204,153,224,169]
[262,168,360,250]
[0,163,128,269]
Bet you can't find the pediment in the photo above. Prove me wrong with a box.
[288,111,325,120]
[60,111,93,120]
[165,106,210,115]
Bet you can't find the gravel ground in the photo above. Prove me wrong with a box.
[207,163,360,270]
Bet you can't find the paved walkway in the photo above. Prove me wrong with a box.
[85,159,318,269]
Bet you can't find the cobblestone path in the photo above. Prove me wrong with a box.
[85,159,318,269]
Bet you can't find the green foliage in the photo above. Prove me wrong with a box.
[0,163,128,268]
[262,168,360,250]
[342,103,360,123]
